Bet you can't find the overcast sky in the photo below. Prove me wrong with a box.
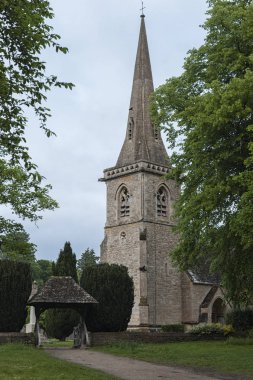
[17,0,208,261]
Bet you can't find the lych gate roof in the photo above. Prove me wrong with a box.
[28,276,97,307]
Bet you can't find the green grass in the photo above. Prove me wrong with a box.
[42,338,74,348]
[95,341,253,379]
[0,344,118,380]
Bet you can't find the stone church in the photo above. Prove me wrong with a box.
[100,15,226,328]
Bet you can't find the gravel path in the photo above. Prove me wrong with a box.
[45,348,245,380]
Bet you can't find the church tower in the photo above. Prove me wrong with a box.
[100,15,182,327]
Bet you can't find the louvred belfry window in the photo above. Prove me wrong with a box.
[157,187,167,217]
[120,187,130,217]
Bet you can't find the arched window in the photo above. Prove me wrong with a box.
[119,187,130,217]
[157,186,168,217]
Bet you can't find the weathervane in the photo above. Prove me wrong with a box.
[140,1,146,16]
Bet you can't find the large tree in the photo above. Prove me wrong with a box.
[0,0,73,233]
[152,0,253,307]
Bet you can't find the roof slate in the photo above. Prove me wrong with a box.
[28,276,98,306]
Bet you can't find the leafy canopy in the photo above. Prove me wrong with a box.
[0,0,74,234]
[152,0,253,306]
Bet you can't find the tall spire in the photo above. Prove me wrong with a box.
[116,16,168,167]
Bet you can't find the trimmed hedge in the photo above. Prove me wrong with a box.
[161,324,185,333]
[0,260,32,332]
[80,263,134,332]
[226,309,253,331]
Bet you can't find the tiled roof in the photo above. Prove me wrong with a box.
[28,276,97,306]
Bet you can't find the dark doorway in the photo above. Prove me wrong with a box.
[211,298,225,323]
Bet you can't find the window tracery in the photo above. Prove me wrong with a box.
[119,187,130,217]
[157,186,167,217]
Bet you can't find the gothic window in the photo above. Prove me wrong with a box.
[119,187,130,217]
[157,186,168,217]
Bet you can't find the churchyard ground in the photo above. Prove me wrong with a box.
[0,344,119,380]
[95,340,253,379]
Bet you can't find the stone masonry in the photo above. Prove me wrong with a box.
[100,15,227,327]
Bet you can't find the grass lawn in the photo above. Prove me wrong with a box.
[42,339,74,348]
[95,340,253,379]
[0,344,118,380]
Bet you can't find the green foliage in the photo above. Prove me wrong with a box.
[53,242,78,282]
[225,309,253,331]
[0,260,32,331]
[0,0,74,232]
[35,259,53,284]
[190,323,234,337]
[44,242,79,340]
[0,0,74,168]
[77,248,99,271]
[44,308,79,340]
[152,0,253,306]
[161,324,185,333]
[80,263,134,332]
[0,227,36,263]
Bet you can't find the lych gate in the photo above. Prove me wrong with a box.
[28,276,97,347]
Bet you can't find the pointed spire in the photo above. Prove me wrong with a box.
[116,16,168,167]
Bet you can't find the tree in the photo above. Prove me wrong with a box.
[52,242,78,282]
[0,227,36,263]
[80,263,134,332]
[44,242,79,340]
[0,260,32,331]
[0,0,74,234]
[152,0,253,307]
[77,248,99,271]
[34,259,53,285]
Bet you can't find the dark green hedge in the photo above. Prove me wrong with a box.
[0,260,32,332]
[226,309,253,331]
[80,263,134,332]
[44,308,80,340]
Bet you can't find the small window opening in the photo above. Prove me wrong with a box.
[128,117,134,140]
[120,187,130,217]
[154,126,159,140]
[157,187,167,217]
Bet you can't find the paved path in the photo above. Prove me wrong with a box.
[45,348,244,380]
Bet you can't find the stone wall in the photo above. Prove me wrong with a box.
[0,333,35,345]
[90,331,226,346]
[101,167,183,327]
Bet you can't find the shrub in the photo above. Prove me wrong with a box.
[80,263,134,332]
[225,309,253,331]
[190,323,234,336]
[44,308,79,340]
[161,324,185,333]
[0,260,32,331]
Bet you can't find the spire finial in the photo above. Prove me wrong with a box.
[140,1,146,17]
